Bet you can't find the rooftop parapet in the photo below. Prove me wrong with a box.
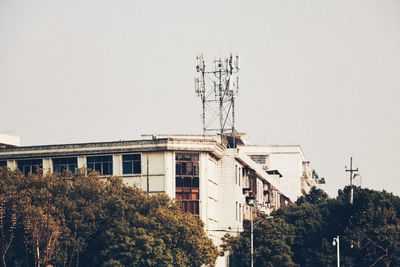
[0,133,20,148]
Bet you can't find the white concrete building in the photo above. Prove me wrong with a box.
[0,133,321,266]
[238,143,322,201]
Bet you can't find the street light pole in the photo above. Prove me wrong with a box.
[250,206,254,267]
[250,204,273,267]
[332,236,340,267]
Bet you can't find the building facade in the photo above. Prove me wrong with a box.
[0,134,321,266]
[239,144,322,201]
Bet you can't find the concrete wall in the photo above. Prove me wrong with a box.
[268,153,302,201]
[205,154,219,231]
[163,151,175,196]
[217,149,245,232]
[213,149,245,267]
[43,158,52,173]
[122,151,165,193]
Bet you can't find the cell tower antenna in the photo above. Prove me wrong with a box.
[194,53,240,147]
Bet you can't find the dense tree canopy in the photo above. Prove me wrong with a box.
[0,168,218,267]
[223,187,400,267]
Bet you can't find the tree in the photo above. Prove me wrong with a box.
[338,187,400,267]
[0,169,218,267]
[222,186,400,267]
[271,199,330,265]
[221,218,296,267]
[0,168,19,267]
[86,177,218,267]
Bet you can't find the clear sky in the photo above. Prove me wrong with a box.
[1,0,399,197]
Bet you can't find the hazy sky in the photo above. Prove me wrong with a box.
[1,0,399,197]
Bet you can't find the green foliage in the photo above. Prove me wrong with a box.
[222,186,400,267]
[222,218,297,267]
[0,168,218,267]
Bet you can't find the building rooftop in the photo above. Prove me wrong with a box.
[0,133,20,148]
[0,136,225,160]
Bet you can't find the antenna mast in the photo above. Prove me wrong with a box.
[194,54,240,146]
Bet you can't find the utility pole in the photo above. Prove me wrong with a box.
[345,157,358,204]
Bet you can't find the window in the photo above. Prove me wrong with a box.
[176,154,199,175]
[249,155,266,164]
[175,153,200,215]
[236,202,238,221]
[239,203,242,222]
[238,167,241,186]
[17,159,43,175]
[122,154,141,174]
[0,160,7,168]
[53,157,78,173]
[235,165,238,185]
[87,155,113,175]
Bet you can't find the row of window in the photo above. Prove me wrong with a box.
[1,154,142,176]
[3,153,201,215]
[175,153,200,215]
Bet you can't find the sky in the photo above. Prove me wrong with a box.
[1,0,399,197]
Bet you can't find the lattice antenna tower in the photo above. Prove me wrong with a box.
[194,54,240,145]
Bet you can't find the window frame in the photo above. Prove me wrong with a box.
[52,157,78,174]
[175,153,200,215]
[122,153,142,175]
[16,159,43,175]
[86,155,113,175]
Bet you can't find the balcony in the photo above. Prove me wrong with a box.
[242,187,251,194]
[245,191,256,205]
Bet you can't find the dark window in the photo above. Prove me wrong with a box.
[122,154,141,174]
[236,202,238,221]
[239,204,242,222]
[235,165,238,185]
[0,160,7,168]
[53,157,78,173]
[176,177,184,187]
[17,159,43,175]
[87,155,113,175]
[175,153,200,215]
[239,167,241,186]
